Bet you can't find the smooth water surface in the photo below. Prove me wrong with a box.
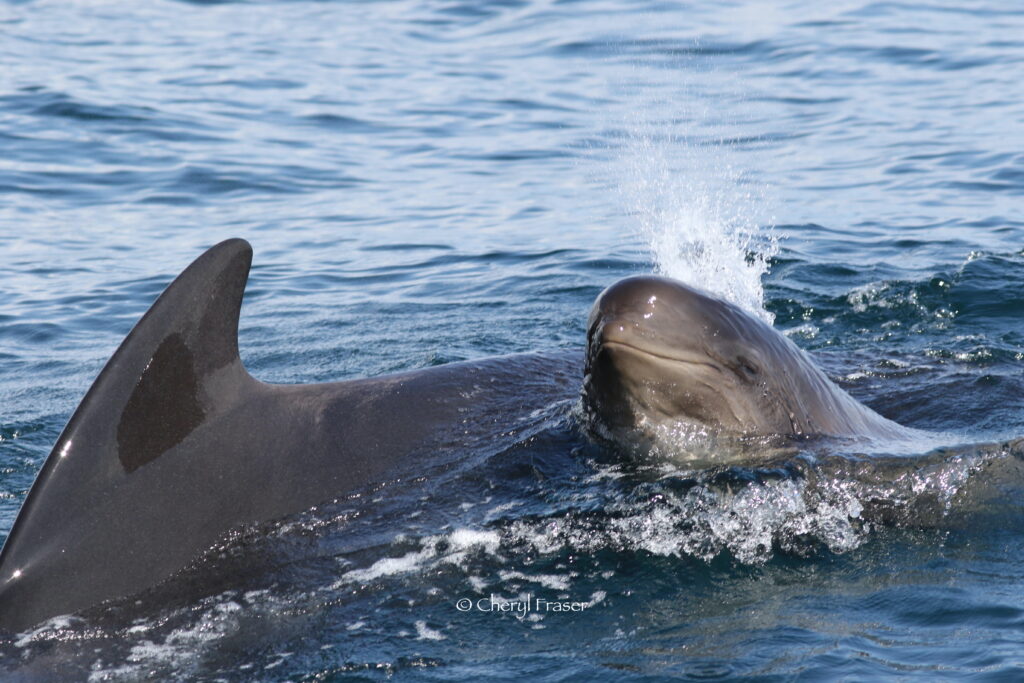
[1,0,1024,679]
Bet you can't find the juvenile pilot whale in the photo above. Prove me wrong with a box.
[0,240,921,632]
[583,275,916,446]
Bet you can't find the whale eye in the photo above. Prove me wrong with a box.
[736,355,760,379]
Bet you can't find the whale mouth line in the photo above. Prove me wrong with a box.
[600,340,721,372]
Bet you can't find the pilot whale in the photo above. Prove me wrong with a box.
[0,239,920,632]
[584,275,916,446]
[0,239,579,633]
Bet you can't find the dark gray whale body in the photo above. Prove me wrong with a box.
[0,240,929,633]
[0,239,579,633]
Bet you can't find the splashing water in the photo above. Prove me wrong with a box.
[620,112,777,323]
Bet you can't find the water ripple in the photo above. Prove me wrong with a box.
[2,0,1024,678]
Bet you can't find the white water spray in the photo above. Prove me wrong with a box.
[620,112,777,323]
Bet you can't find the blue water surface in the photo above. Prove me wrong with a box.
[2,0,1024,679]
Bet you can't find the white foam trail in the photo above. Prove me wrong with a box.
[414,620,446,641]
[333,528,502,587]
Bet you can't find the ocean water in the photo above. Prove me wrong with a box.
[2,0,1024,679]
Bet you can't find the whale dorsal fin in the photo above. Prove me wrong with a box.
[75,237,254,473]
[111,238,253,472]
[0,239,255,630]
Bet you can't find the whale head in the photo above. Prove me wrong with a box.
[583,275,810,445]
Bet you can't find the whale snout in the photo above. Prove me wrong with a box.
[589,275,701,323]
[587,276,715,358]
[589,276,668,324]
[584,276,733,433]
